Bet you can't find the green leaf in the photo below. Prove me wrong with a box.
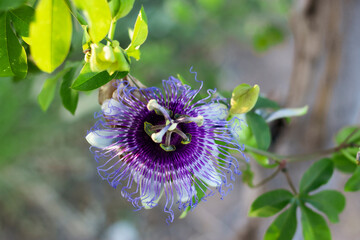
[8,5,35,37]
[60,67,79,114]
[264,203,297,240]
[253,96,280,110]
[242,163,254,187]
[305,190,345,223]
[266,106,308,122]
[73,0,112,43]
[249,189,293,217]
[0,0,25,10]
[38,74,60,111]
[110,0,135,20]
[331,152,357,173]
[71,62,127,91]
[300,203,331,240]
[299,158,334,193]
[126,6,148,56]
[246,112,271,150]
[335,126,360,144]
[179,180,207,219]
[344,166,360,192]
[29,0,72,73]
[230,83,260,114]
[0,12,27,78]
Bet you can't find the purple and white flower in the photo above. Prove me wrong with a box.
[86,75,245,222]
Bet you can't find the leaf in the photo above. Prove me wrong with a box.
[126,6,148,54]
[265,106,308,122]
[299,158,334,193]
[242,163,254,187]
[253,96,280,110]
[73,0,112,43]
[110,0,135,20]
[8,5,35,37]
[71,62,127,91]
[253,25,285,52]
[335,126,360,144]
[0,12,27,78]
[305,190,345,223]
[331,152,357,173]
[230,83,260,114]
[29,0,72,73]
[300,203,331,240]
[264,203,297,240]
[246,112,271,150]
[0,0,25,10]
[344,166,360,192]
[179,180,207,219]
[249,189,293,217]
[60,66,79,114]
[38,74,60,111]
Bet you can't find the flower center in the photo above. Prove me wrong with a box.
[144,99,204,152]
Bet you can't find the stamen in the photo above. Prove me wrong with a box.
[172,129,190,142]
[165,131,173,146]
[151,125,171,143]
[147,99,171,121]
[175,115,204,127]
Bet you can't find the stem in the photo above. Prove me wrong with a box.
[108,19,117,41]
[64,0,87,26]
[245,143,357,163]
[282,168,298,195]
[253,167,281,188]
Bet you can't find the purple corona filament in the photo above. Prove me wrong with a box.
[86,75,246,223]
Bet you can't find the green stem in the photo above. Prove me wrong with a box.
[253,167,281,188]
[245,143,357,163]
[108,19,117,41]
[64,0,87,26]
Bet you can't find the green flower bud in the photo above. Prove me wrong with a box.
[230,84,260,114]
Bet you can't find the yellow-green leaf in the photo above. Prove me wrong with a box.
[38,75,59,111]
[230,83,260,114]
[73,0,111,43]
[126,6,148,57]
[29,0,72,73]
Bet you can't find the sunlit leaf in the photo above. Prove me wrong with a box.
[305,190,345,223]
[264,203,297,240]
[0,12,27,78]
[110,0,135,20]
[73,0,111,43]
[8,5,35,37]
[299,158,334,193]
[126,6,148,59]
[300,204,331,240]
[249,189,293,217]
[29,0,72,73]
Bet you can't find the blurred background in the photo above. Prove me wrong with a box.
[1,0,360,239]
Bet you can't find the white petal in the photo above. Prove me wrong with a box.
[195,161,222,187]
[196,103,229,121]
[176,182,196,202]
[140,179,163,209]
[86,130,118,148]
[194,139,222,187]
[101,99,125,116]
